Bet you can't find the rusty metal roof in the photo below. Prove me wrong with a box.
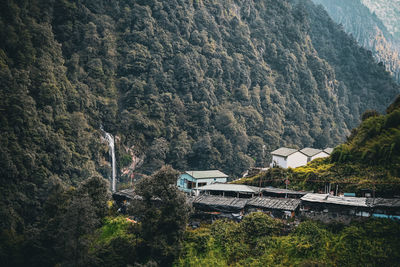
[191,195,249,212]
[301,193,368,207]
[247,197,301,211]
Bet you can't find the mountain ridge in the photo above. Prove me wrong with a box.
[312,0,400,82]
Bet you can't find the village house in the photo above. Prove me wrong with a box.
[270,147,334,168]
[191,195,248,213]
[113,187,400,223]
[190,194,301,220]
[177,170,229,194]
[368,198,400,219]
[300,193,400,223]
[246,197,301,219]
[300,147,330,162]
[300,193,371,223]
[270,147,308,168]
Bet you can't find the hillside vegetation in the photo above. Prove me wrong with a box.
[1,0,400,261]
[313,0,400,82]
[2,0,398,182]
[177,213,400,266]
[237,95,400,196]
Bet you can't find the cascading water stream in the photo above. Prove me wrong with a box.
[101,126,117,192]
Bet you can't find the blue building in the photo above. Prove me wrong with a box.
[177,170,229,194]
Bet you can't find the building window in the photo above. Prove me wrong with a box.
[187,181,196,189]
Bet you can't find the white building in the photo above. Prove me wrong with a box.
[270,147,308,169]
[300,148,330,163]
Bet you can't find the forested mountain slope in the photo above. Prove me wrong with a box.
[50,0,400,177]
[1,0,400,238]
[362,0,400,40]
[312,0,400,82]
[237,95,400,196]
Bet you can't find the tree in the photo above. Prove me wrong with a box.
[58,192,99,267]
[134,166,190,266]
[78,175,110,219]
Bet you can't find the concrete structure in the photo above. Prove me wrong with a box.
[270,147,308,168]
[323,147,334,155]
[300,148,329,163]
[177,170,228,194]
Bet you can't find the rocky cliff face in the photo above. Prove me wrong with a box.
[312,0,400,82]
[362,0,400,39]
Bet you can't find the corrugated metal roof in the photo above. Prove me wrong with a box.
[324,147,334,154]
[271,147,299,157]
[367,198,400,207]
[247,197,301,211]
[300,147,324,157]
[195,183,260,193]
[301,193,368,207]
[185,170,229,179]
[192,195,249,211]
[262,186,310,196]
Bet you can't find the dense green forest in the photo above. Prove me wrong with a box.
[1,166,190,266]
[1,0,400,265]
[237,95,400,196]
[177,213,400,266]
[313,0,400,82]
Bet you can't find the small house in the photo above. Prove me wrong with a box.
[270,147,308,168]
[246,197,301,219]
[368,198,400,220]
[191,195,248,214]
[300,148,329,163]
[177,170,229,194]
[300,193,370,223]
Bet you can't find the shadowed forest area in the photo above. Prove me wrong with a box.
[1,0,400,266]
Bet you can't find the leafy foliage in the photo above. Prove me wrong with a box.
[132,166,190,266]
[177,216,400,266]
[1,0,400,265]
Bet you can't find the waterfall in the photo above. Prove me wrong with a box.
[101,126,117,192]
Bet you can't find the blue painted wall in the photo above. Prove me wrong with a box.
[177,173,227,193]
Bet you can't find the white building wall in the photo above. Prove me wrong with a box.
[286,151,308,168]
[310,151,329,161]
[271,155,287,168]
[195,177,227,187]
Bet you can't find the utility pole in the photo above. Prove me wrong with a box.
[373,180,376,205]
[259,145,266,196]
[262,145,266,167]
[285,173,290,199]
